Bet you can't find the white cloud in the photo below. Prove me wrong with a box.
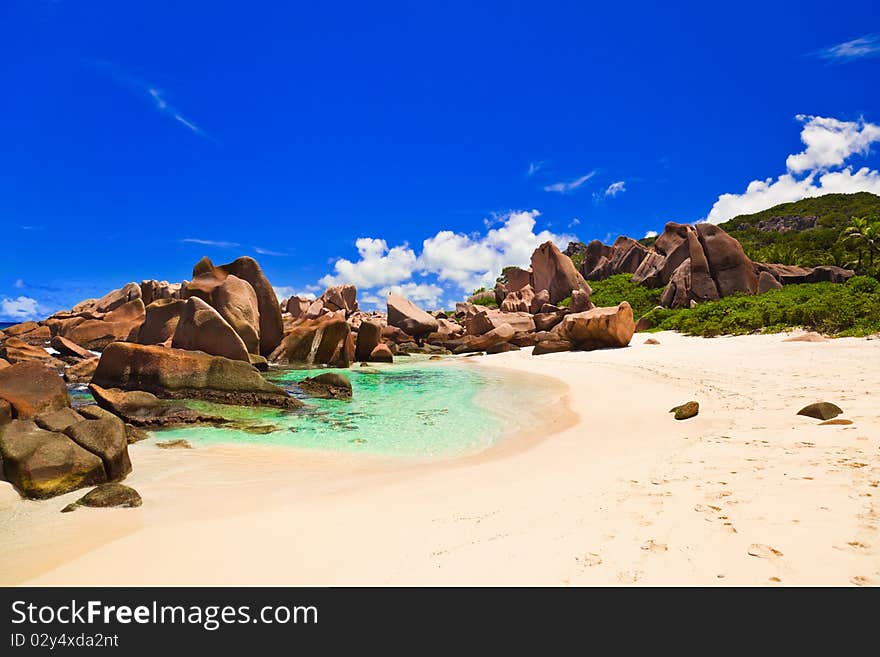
[568,217,581,228]
[379,283,444,307]
[816,34,880,62]
[786,115,880,173]
[527,161,545,176]
[13,279,25,289]
[0,296,41,321]
[319,238,418,289]
[544,171,596,193]
[419,210,576,292]
[604,180,626,197]
[643,230,658,238]
[706,114,880,223]
[317,210,577,308]
[253,246,287,256]
[273,286,317,301]
[181,238,240,248]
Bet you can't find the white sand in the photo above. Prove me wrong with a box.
[2,331,878,586]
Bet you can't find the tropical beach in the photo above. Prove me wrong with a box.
[3,3,880,603]
[1,329,877,586]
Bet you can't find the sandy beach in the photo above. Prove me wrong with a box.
[1,330,878,586]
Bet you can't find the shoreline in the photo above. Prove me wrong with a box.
[2,331,878,586]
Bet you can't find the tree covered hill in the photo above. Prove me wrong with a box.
[718,192,880,271]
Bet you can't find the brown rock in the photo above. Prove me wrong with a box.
[87,384,227,428]
[387,294,439,339]
[63,298,146,350]
[64,415,131,481]
[320,285,358,315]
[559,302,635,350]
[757,271,783,294]
[500,285,536,313]
[298,372,353,399]
[670,401,699,420]
[570,288,594,313]
[269,316,354,367]
[819,418,853,426]
[140,280,180,306]
[644,338,660,345]
[137,298,185,345]
[355,320,382,361]
[0,420,106,499]
[532,338,574,355]
[215,257,284,357]
[0,362,70,420]
[91,342,298,407]
[207,275,261,354]
[50,335,94,360]
[1,337,62,367]
[533,312,564,332]
[783,332,828,343]
[284,295,312,318]
[797,402,843,421]
[2,321,41,337]
[686,229,720,303]
[369,343,394,363]
[172,297,250,362]
[34,408,84,433]
[61,483,142,512]
[64,356,99,384]
[694,223,757,297]
[530,241,592,304]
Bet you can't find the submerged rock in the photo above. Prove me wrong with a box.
[797,402,843,421]
[670,401,699,420]
[155,439,193,449]
[298,372,353,400]
[88,384,229,428]
[61,483,142,513]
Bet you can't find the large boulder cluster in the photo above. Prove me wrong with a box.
[569,222,854,309]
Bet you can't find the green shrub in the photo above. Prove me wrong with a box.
[642,276,880,337]
[587,274,663,318]
[470,294,498,308]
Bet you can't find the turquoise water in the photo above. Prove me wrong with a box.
[147,359,525,459]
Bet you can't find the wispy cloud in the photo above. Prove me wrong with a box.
[527,161,545,176]
[543,171,596,193]
[181,238,240,248]
[643,230,658,239]
[816,34,880,62]
[253,246,288,257]
[94,61,212,140]
[604,180,627,197]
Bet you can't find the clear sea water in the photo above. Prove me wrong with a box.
[110,358,548,460]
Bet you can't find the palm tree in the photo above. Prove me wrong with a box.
[840,216,880,274]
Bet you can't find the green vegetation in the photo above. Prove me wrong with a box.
[640,276,880,338]
[470,294,498,308]
[720,192,880,275]
[567,251,584,270]
[587,274,663,318]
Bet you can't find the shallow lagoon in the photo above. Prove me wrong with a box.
[137,358,540,459]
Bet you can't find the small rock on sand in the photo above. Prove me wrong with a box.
[670,401,699,420]
[819,418,853,426]
[61,483,142,513]
[783,332,828,343]
[797,402,843,421]
[644,338,660,345]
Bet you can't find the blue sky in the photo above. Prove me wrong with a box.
[2,1,880,319]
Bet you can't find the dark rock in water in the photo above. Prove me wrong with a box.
[88,384,228,428]
[797,402,842,421]
[92,342,299,408]
[224,421,280,434]
[155,439,193,449]
[369,343,394,363]
[248,354,269,371]
[670,401,699,420]
[61,483,142,513]
[298,372,353,400]
[0,362,70,421]
[0,420,106,499]
[463,352,485,357]
[63,416,131,481]
[35,408,84,433]
[429,355,443,361]
[355,320,382,361]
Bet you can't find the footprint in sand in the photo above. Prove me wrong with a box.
[617,570,644,584]
[641,539,668,553]
[748,544,783,559]
[579,552,603,567]
[850,576,871,586]
[846,541,870,551]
